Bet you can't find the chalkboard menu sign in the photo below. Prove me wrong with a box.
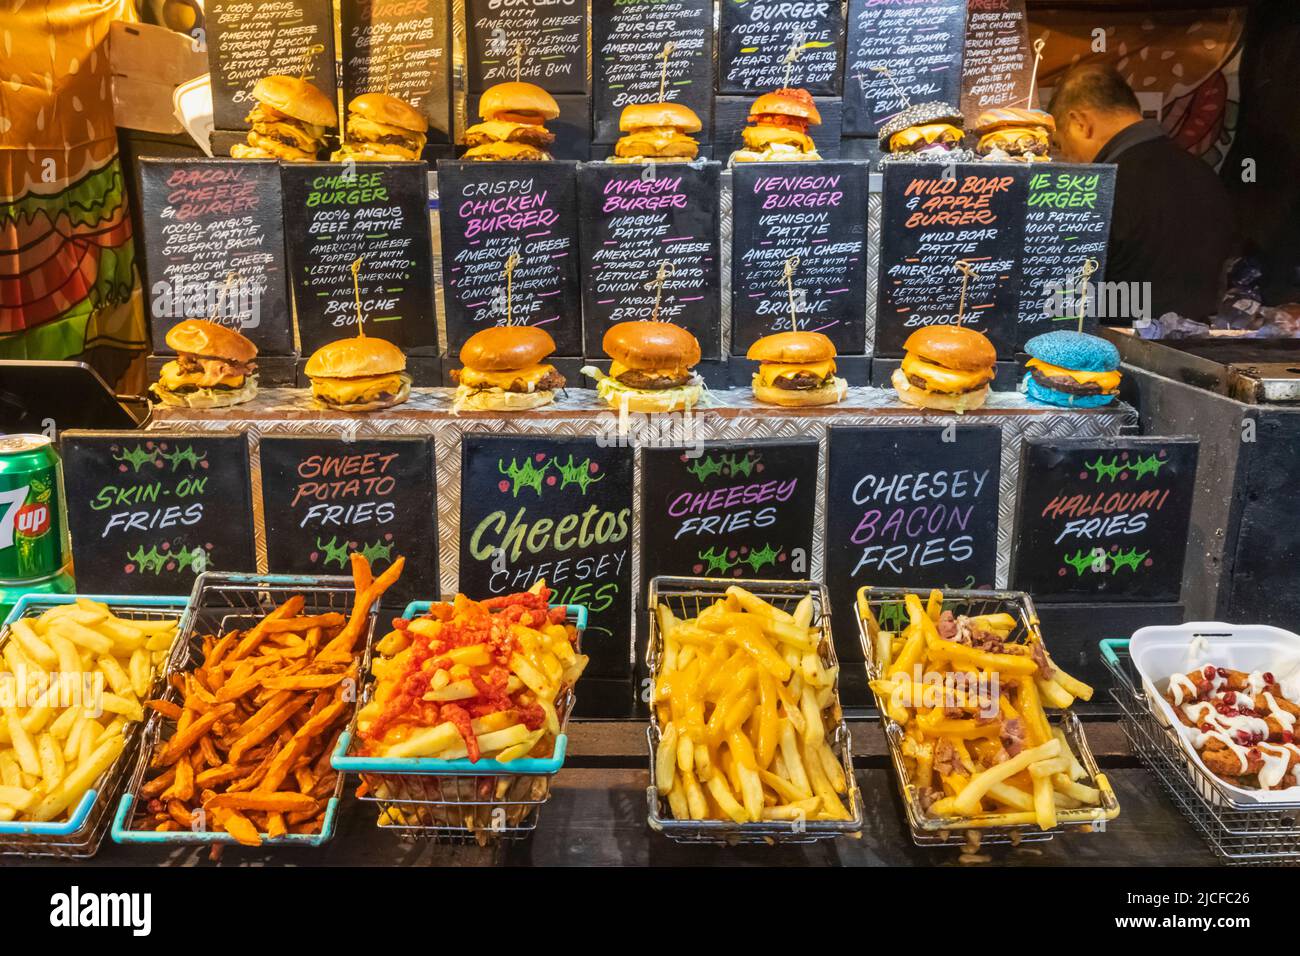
[875,163,1027,358]
[139,158,292,355]
[437,161,582,355]
[592,0,714,144]
[459,435,634,680]
[1011,438,1199,603]
[843,0,965,136]
[281,162,436,353]
[960,0,1031,123]
[825,425,1001,659]
[1017,164,1115,346]
[719,0,843,95]
[466,0,586,94]
[730,162,868,354]
[259,435,436,607]
[340,0,452,144]
[60,430,255,595]
[578,161,721,358]
[640,441,819,584]
[206,0,337,131]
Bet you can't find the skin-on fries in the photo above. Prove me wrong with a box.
[129,553,403,847]
[652,585,853,825]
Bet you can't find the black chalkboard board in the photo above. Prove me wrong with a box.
[206,0,337,131]
[875,162,1027,358]
[466,0,587,94]
[730,161,868,354]
[843,0,965,136]
[258,435,437,607]
[718,0,843,96]
[60,430,255,595]
[437,161,582,355]
[281,162,436,353]
[459,435,634,680]
[578,161,721,358]
[825,425,1001,660]
[339,0,453,145]
[592,0,714,144]
[139,158,293,355]
[1011,438,1199,604]
[960,0,1031,124]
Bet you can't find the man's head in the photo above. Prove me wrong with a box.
[1048,64,1143,162]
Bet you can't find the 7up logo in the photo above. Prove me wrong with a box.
[16,502,50,538]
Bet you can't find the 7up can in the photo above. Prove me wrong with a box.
[0,435,67,585]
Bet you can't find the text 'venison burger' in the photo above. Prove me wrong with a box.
[152,319,259,408]
[1022,330,1121,408]
[973,108,1055,162]
[610,102,702,163]
[747,330,846,406]
[732,88,822,163]
[463,82,559,161]
[582,322,703,413]
[230,75,336,161]
[451,326,565,412]
[305,336,411,412]
[333,93,429,162]
[891,325,997,413]
[877,102,972,162]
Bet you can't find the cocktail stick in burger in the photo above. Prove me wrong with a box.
[610,103,703,163]
[463,82,559,161]
[230,75,337,161]
[151,319,258,408]
[333,93,429,161]
[583,322,703,413]
[731,88,822,163]
[747,330,846,406]
[891,326,998,413]
[877,102,975,163]
[973,108,1055,162]
[305,335,412,411]
[451,326,566,411]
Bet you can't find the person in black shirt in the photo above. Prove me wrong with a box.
[1049,64,1237,324]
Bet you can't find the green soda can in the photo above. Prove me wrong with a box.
[0,434,67,585]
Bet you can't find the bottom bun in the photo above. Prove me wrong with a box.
[150,377,258,408]
[453,386,555,412]
[312,378,411,412]
[891,369,989,413]
[1023,377,1116,409]
[602,384,702,414]
[752,377,847,407]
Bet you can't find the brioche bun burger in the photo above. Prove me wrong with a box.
[152,319,259,408]
[463,82,559,161]
[333,93,429,161]
[1022,330,1121,408]
[451,326,566,412]
[611,102,703,163]
[230,75,336,161]
[732,88,823,163]
[583,322,703,413]
[878,102,974,164]
[746,331,846,406]
[305,335,411,412]
[891,326,997,413]
[973,108,1055,162]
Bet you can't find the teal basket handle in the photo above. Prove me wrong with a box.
[1099,638,1129,668]
[1098,638,1143,701]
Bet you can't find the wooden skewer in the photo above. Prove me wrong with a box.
[658,41,676,102]
[783,256,801,333]
[783,29,805,89]
[870,64,911,110]
[297,43,325,80]
[1076,257,1099,333]
[1027,38,1047,109]
[513,40,525,83]
[351,256,367,337]
[954,259,979,327]
[504,252,520,326]
[644,260,675,323]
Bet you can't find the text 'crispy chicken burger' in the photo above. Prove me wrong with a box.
[451,325,566,411]
[152,319,259,408]
[877,102,973,163]
[230,75,336,161]
[583,321,703,413]
[746,330,846,406]
[463,82,559,161]
[334,93,429,161]
[973,107,1055,162]
[305,335,411,412]
[611,102,702,163]
[891,325,997,413]
[732,88,822,163]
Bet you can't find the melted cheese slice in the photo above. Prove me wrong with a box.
[756,359,835,387]
[159,360,244,390]
[458,364,554,391]
[901,353,992,394]
[465,120,531,142]
[313,373,405,404]
[1026,358,1121,392]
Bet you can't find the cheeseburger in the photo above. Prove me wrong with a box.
[731,88,822,163]
[583,322,702,413]
[611,102,703,163]
[451,326,566,412]
[463,82,559,161]
[877,102,973,163]
[333,93,429,161]
[305,335,411,411]
[151,319,258,408]
[973,108,1055,162]
[891,326,997,413]
[230,75,336,161]
[1022,330,1121,408]
[746,331,846,406]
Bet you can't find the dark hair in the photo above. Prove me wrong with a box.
[1048,63,1142,119]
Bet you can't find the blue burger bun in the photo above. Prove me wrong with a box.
[1024,330,1119,372]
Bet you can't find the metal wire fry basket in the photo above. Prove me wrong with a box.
[645,576,864,845]
[1102,639,1300,865]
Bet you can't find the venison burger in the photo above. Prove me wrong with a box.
[152,319,258,408]
[230,75,336,161]
[746,331,846,406]
[451,326,565,412]
[583,322,702,413]
[334,93,429,161]
[891,325,997,413]
[305,335,411,412]
[611,102,703,163]
[463,82,559,161]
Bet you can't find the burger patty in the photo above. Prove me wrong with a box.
[613,368,692,389]
[317,390,396,407]
[773,371,830,390]
[978,136,1050,157]
[907,374,983,394]
[452,369,566,393]
[1028,367,1107,396]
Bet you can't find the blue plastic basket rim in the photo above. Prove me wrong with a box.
[110,792,339,846]
[0,786,97,836]
[332,730,567,775]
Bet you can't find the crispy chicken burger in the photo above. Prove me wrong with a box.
[747,331,846,406]
[731,88,822,163]
[583,321,702,413]
[333,93,429,161]
[878,102,974,163]
[305,335,411,411]
[463,82,559,161]
[152,319,258,408]
[973,107,1055,162]
[891,325,997,413]
[451,326,565,411]
[611,102,702,163]
[230,75,336,161]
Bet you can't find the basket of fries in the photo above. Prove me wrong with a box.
[112,558,401,849]
[0,594,184,859]
[858,586,1119,849]
[646,577,863,845]
[332,587,587,844]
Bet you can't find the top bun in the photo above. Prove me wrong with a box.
[459,325,556,371]
[251,75,338,127]
[349,92,428,133]
[603,321,701,370]
[903,325,997,371]
[974,107,1056,134]
[746,330,836,364]
[1024,330,1119,373]
[877,101,964,148]
[479,82,561,121]
[620,102,703,133]
[165,319,258,362]
[748,88,822,125]
[305,336,407,378]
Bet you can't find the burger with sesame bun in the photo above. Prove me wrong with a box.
[891,325,997,413]
[151,319,259,408]
[333,93,429,161]
[610,102,703,163]
[731,88,823,163]
[451,325,566,412]
[230,75,337,161]
[463,82,559,161]
[305,335,411,411]
[747,331,846,406]
[583,322,703,413]
[878,102,974,163]
[973,107,1055,162]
